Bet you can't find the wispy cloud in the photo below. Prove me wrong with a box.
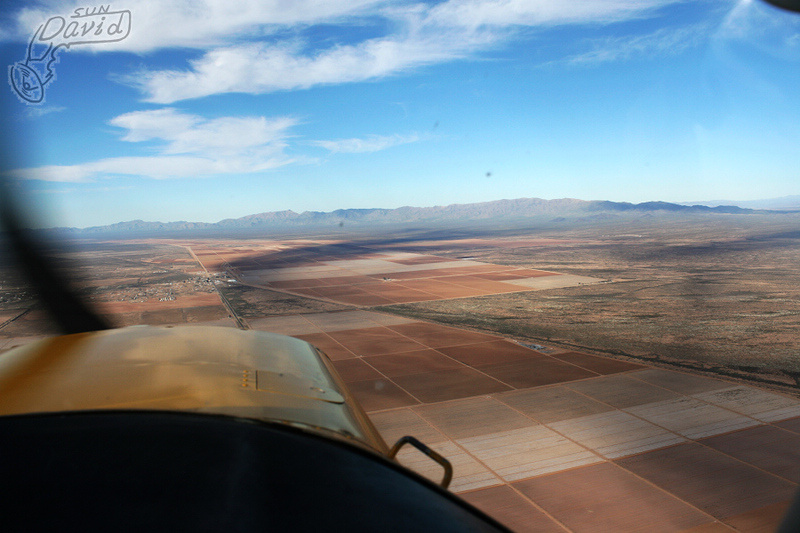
[714,0,800,60]
[109,108,298,157]
[564,23,711,65]
[9,154,289,182]
[7,0,384,51]
[105,0,684,103]
[7,0,674,50]
[311,133,421,153]
[426,0,678,28]
[5,0,696,103]
[9,108,299,182]
[25,105,66,117]
[126,34,483,103]
[27,185,135,194]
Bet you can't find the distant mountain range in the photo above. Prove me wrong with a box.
[684,195,800,211]
[55,197,775,235]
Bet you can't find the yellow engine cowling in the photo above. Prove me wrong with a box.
[0,325,388,455]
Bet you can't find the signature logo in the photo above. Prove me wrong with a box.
[9,5,131,104]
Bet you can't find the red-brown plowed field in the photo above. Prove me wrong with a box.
[385,256,452,265]
[472,269,559,281]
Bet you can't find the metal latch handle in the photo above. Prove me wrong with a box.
[388,435,453,489]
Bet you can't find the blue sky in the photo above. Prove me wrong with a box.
[1,0,799,228]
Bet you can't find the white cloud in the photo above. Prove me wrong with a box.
[113,0,686,103]
[28,185,135,194]
[8,0,384,51]
[5,1,695,103]
[126,33,484,103]
[11,164,94,182]
[564,23,711,65]
[10,108,299,181]
[311,133,420,153]
[108,108,298,157]
[10,153,295,182]
[8,107,425,181]
[714,0,800,60]
[7,0,673,50]
[426,0,677,28]
[25,105,67,117]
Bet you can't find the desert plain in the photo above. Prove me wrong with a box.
[3,211,800,531]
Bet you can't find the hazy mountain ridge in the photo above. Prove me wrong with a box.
[61,198,764,233]
[685,195,800,211]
